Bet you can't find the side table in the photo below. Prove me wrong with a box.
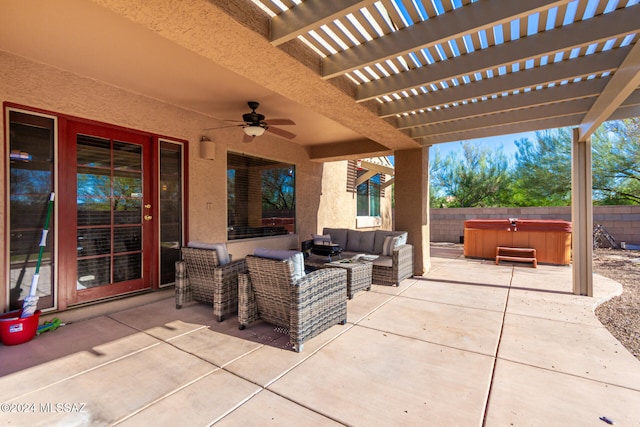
[306,256,372,299]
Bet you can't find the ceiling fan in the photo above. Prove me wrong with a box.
[205,101,296,143]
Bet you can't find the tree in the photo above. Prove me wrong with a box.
[430,141,510,207]
[430,119,640,208]
[592,118,640,204]
[510,129,572,206]
[261,167,295,215]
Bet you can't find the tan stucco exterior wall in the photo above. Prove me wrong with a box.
[1,51,396,311]
[314,160,394,235]
[0,51,340,309]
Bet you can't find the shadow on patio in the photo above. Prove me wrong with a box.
[1,245,639,426]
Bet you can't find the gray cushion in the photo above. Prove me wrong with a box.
[373,231,408,255]
[372,256,393,268]
[187,241,230,265]
[323,228,348,250]
[346,230,376,253]
[253,248,305,281]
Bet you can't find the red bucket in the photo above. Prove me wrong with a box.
[0,310,41,346]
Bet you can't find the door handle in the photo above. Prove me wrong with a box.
[144,215,153,221]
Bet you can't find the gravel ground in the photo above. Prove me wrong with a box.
[593,248,640,361]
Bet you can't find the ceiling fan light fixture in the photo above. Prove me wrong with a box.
[243,125,266,137]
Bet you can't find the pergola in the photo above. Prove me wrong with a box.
[2,0,639,296]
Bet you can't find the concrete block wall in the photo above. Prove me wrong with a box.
[430,206,640,244]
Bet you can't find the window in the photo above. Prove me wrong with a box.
[357,170,381,217]
[159,140,184,285]
[227,153,295,240]
[7,109,56,311]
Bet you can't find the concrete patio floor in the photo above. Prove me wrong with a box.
[1,245,639,426]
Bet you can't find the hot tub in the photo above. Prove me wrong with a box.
[463,219,572,265]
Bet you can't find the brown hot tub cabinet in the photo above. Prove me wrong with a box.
[463,219,572,265]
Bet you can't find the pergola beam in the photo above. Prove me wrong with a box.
[270,0,375,46]
[411,90,640,138]
[578,37,640,141]
[357,6,639,102]
[379,46,630,117]
[411,97,596,138]
[307,139,391,161]
[396,78,610,129]
[418,101,640,145]
[418,114,585,145]
[355,169,378,186]
[322,0,569,78]
[358,160,394,176]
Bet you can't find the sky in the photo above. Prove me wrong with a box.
[429,131,538,160]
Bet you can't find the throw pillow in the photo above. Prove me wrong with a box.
[290,252,306,281]
[382,236,400,256]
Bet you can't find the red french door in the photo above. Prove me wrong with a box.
[61,121,154,304]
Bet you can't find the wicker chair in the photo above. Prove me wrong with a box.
[175,247,247,322]
[238,254,348,352]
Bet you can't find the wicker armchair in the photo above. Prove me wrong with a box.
[238,254,348,352]
[175,247,247,322]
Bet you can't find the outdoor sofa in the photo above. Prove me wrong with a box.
[317,228,414,286]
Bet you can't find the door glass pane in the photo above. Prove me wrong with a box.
[77,258,110,288]
[113,141,142,170]
[114,169,142,224]
[77,228,111,257]
[8,111,55,311]
[159,142,183,286]
[77,135,110,167]
[77,168,111,226]
[113,254,142,283]
[114,227,141,253]
[76,135,143,289]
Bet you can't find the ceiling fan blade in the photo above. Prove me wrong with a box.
[242,134,254,143]
[266,126,296,139]
[202,124,241,131]
[265,118,295,126]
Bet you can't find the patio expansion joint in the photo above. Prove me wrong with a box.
[481,265,515,427]
[349,291,403,326]
[392,292,507,314]
[207,324,359,425]
[106,314,227,370]
[110,369,221,426]
[201,320,360,393]
[352,322,499,359]
[3,340,164,403]
[353,287,506,357]
[492,357,640,394]
[211,387,350,426]
[503,309,611,329]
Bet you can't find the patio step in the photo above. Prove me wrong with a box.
[495,246,537,268]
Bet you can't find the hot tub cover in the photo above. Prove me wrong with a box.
[464,219,572,233]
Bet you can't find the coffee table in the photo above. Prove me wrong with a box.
[305,256,372,299]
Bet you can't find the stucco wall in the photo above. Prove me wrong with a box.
[314,160,393,236]
[431,206,640,244]
[1,51,378,308]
